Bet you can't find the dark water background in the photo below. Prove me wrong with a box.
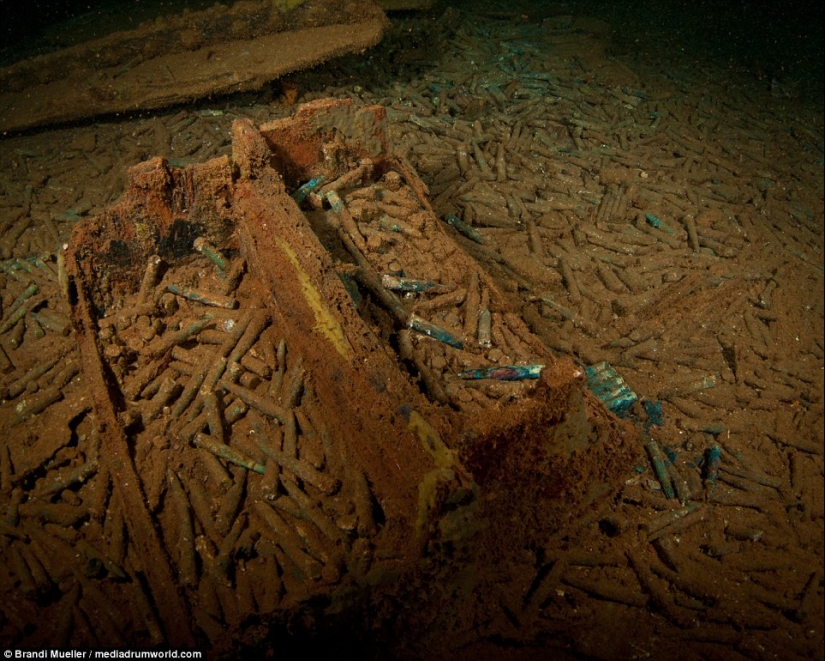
[1,0,823,104]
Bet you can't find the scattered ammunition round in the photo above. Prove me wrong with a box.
[477,308,492,348]
[4,283,39,320]
[29,308,71,336]
[220,379,286,424]
[644,437,676,500]
[142,377,182,423]
[445,213,483,244]
[137,255,163,305]
[147,316,213,358]
[252,502,323,581]
[193,237,229,272]
[193,432,265,474]
[5,355,61,399]
[12,387,63,426]
[166,284,238,309]
[38,460,99,497]
[408,314,464,349]
[458,364,543,381]
[291,176,325,203]
[1,290,42,335]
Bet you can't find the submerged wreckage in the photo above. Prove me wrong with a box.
[1,98,635,650]
[0,0,390,134]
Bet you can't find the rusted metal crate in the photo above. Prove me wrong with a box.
[0,98,637,650]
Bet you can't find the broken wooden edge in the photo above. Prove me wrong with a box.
[65,246,196,648]
[0,3,388,134]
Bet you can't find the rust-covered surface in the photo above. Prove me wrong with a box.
[3,98,635,652]
[2,4,822,656]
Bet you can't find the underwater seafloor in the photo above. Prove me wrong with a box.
[1,1,823,659]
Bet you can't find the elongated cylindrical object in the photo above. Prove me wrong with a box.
[239,354,271,379]
[123,359,163,401]
[644,212,676,236]
[183,357,228,423]
[215,515,247,581]
[76,539,127,580]
[143,377,182,423]
[351,468,377,538]
[381,274,447,293]
[203,390,225,444]
[193,237,228,272]
[0,291,43,334]
[659,374,717,401]
[353,266,409,325]
[291,176,325,203]
[704,445,722,487]
[9,544,36,599]
[665,459,692,504]
[683,214,700,252]
[12,387,62,426]
[228,309,270,365]
[259,457,280,501]
[214,472,246,539]
[279,478,341,543]
[462,272,480,337]
[645,437,675,500]
[253,502,323,581]
[445,213,483,244]
[171,361,208,419]
[320,160,373,195]
[8,317,25,349]
[495,142,508,182]
[147,316,213,358]
[477,308,492,348]
[193,432,264,474]
[27,314,45,339]
[408,314,464,349]
[558,258,581,305]
[11,258,50,284]
[167,470,197,587]
[220,379,286,423]
[220,258,247,296]
[257,440,341,496]
[137,255,162,305]
[5,354,60,399]
[4,283,38,318]
[458,364,544,381]
[414,287,466,313]
[0,257,24,281]
[56,246,70,304]
[29,308,70,335]
[644,503,701,535]
[166,284,237,309]
[39,460,99,497]
[282,361,305,410]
